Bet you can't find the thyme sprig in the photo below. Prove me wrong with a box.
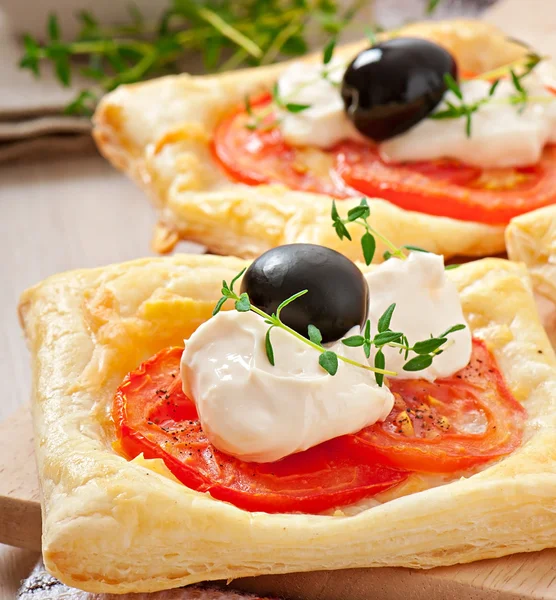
[212,266,465,385]
[429,73,499,137]
[331,197,405,265]
[19,1,363,116]
[212,268,397,380]
[331,197,460,269]
[343,321,465,384]
[428,52,545,137]
[243,34,345,131]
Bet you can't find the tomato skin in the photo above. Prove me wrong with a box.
[335,142,556,225]
[113,341,526,512]
[212,93,556,225]
[354,340,527,473]
[211,94,356,198]
[113,347,408,514]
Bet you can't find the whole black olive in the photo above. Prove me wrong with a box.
[341,37,458,141]
[241,244,368,343]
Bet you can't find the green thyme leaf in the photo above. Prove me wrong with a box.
[229,267,246,293]
[365,319,371,339]
[212,296,228,316]
[465,111,472,138]
[272,81,282,107]
[439,323,466,337]
[361,232,376,265]
[403,354,433,372]
[403,245,429,253]
[276,289,308,317]
[245,95,253,116]
[347,202,370,222]
[54,53,71,87]
[373,331,403,346]
[265,327,275,366]
[308,324,323,345]
[489,79,500,97]
[48,14,60,41]
[426,0,441,14]
[444,73,463,100]
[412,337,447,355]
[445,263,461,270]
[235,292,251,312]
[319,350,338,375]
[378,303,396,333]
[323,38,336,65]
[334,220,352,241]
[363,341,371,358]
[284,103,311,113]
[374,349,385,386]
[342,335,365,347]
[331,199,340,222]
[510,69,525,94]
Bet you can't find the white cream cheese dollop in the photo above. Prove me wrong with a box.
[276,60,362,148]
[380,76,556,169]
[181,311,393,463]
[276,61,556,168]
[365,252,472,382]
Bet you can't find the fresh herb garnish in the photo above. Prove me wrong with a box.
[426,0,442,14]
[213,266,465,385]
[331,197,406,264]
[213,269,398,380]
[342,307,464,377]
[428,52,546,137]
[429,73,493,138]
[331,197,462,271]
[19,1,364,116]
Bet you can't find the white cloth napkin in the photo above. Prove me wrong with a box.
[0,10,95,162]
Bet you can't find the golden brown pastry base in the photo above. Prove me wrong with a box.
[19,254,556,594]
[93,20,529,261]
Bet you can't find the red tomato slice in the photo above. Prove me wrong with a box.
[211,94,356,198]
[113,347,408,514]
[212,93,556,225]
[335,142,556,224]
[354,340,526,473]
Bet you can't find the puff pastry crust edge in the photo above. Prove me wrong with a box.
[19,254,556,594]
[92,19,532,261]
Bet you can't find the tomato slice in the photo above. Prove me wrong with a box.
[113,347,408,514]
[354,340,526,473]
[211,94,356,198]
[212,93,556,225]
[335,142,556,224]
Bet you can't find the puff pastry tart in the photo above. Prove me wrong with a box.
[93,19,556,262]
[19,232,556,594]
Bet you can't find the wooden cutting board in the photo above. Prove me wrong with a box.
[1,404,555,599]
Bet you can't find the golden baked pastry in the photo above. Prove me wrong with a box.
[92,20,529,261]
[19,254,556,594]
[506,204,556,304]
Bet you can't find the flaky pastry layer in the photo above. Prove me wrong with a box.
[19,254,556,594]
[507,204,556,305]
[93,20,529,261]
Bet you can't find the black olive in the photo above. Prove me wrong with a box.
[341,37,458,141]
[241,244,368,343]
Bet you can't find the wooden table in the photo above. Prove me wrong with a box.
[3,0,556,597]
[0,152,204,598]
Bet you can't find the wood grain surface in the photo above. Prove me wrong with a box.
[1,404,556,600]
[0,152,203,599]
[2,0,556,596]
